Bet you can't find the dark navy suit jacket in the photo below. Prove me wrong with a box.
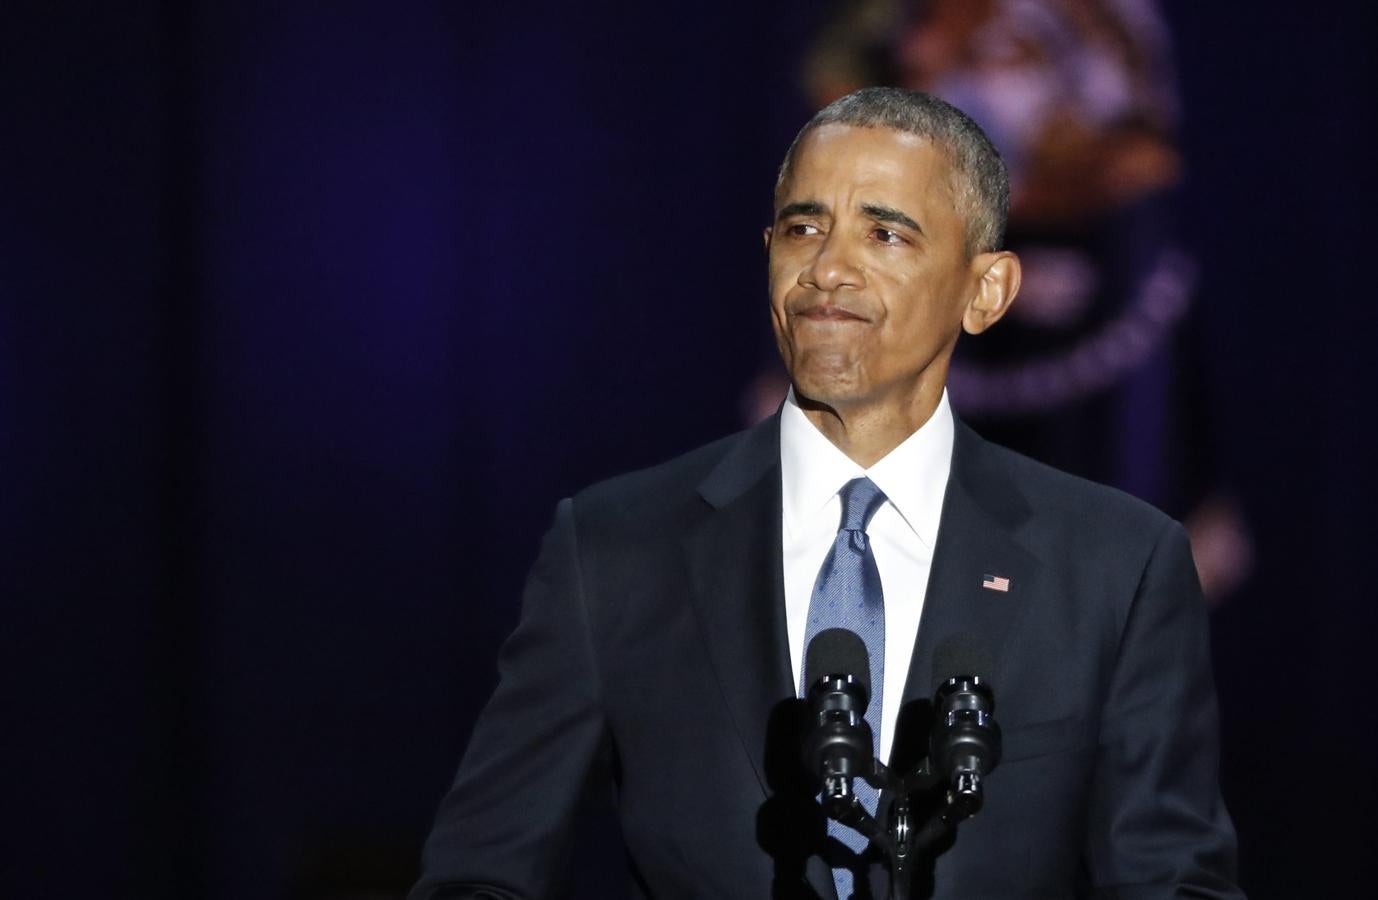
[412,414,1241,899]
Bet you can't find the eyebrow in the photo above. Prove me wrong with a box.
[776,200,827,220]
[860,203,923,235]
[775,200,924,236]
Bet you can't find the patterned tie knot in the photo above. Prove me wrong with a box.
[838,477,887,535]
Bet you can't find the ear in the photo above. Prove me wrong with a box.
[762,226,773,253]
[962,251,1021,335]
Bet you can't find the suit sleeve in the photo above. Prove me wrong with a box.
[1083,519,1244,899]
[410,498,609,900]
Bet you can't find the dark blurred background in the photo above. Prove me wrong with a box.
[2,1,1374,898]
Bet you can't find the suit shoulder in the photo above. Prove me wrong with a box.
[974,432,1178,539]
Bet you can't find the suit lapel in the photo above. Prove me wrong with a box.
[684,415,838,899]
[683,415,793,796]
[684,415,1040,779]
[898,421,1041,742]
[682,415,1033,900]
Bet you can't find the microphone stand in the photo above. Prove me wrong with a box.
[817,675,1001,900]
[822,759,980,899]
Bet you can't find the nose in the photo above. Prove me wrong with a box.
[799,232,866,293]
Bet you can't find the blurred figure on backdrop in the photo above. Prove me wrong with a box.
[741,0,1253,603]
[412,88,1240,899]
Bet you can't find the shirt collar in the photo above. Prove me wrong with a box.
[780,386,954,548]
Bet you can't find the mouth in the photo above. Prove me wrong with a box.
[792,304,869,323]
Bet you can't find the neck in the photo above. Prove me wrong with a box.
[797,385,945,468]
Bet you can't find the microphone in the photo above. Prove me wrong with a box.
[802,628,873,805]
[929,634,1001,818]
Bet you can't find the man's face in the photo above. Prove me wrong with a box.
[766,124,983,415]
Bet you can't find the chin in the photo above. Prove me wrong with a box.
[791,369,867,410]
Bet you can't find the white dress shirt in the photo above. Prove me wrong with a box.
[780,387,954,764]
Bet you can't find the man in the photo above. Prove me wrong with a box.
[412,88,1241,899]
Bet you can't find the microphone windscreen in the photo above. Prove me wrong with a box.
[804,627,871,694]
[931,632,995,685]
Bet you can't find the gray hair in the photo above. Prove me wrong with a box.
[777,87,1009,256]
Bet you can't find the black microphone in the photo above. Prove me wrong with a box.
[802,628,873,805]
[929,634,1001,818]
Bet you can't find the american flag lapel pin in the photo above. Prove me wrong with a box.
[981,573,1011,593]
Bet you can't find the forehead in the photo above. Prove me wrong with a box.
[781,124,957,210]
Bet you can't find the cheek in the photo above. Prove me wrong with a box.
[874,284,948,359]
[767,264,799,318]
[767,285,792,347]
[767,256,795,297]
[766,281,788,323]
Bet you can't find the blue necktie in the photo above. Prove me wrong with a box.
[800,477,887,899]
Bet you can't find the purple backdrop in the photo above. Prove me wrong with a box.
[3,2,1375,898]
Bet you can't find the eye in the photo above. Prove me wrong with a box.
[787,223,821,237]
[871,227,904,245]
